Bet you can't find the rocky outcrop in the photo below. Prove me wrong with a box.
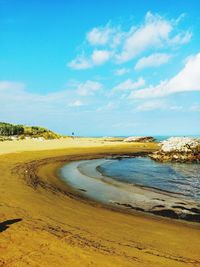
[123,136,155,143]
[160,137,199,152]
[150,137,200,163]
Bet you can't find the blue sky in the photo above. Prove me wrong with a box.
[0,0,200,136]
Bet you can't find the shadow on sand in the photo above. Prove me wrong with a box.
[0,219,22,233]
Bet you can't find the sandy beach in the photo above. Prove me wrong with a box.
[1,138,200,267]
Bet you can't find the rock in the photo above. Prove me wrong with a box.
[160,137,200,152]
[150,137,200,163]
[123,136,155,143]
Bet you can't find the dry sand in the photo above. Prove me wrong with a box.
[0,138,200,267]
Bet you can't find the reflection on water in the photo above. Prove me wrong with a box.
[98,157,200,201]
[60,157,200,222]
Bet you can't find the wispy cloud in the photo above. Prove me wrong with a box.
[189,103,200,112]
[131,53,200,98]
[68,12,191,69]
[112,78,145,92]
[76,80,103,96]
[96,101,116,112]
[169,31,192,45]
[135,100,165,111]
[67,55,91,70]
[135,100,183,112]
[86,25,113,46]
[134,53,171,70]
[0,80,102,118]
[68,50,112,69]
[69,100,84,107]
[91,50,112,65]
[0,81,26,91]
[114,68,130,76]
[116,12,191,63]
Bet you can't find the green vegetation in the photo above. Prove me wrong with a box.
[0,122,61,140]
[0,122,24,136]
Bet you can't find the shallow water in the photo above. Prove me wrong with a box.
[60,157,200,204]
[60,157,200,221]
[98,157,200,201]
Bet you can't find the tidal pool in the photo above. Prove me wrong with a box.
[98,157,200,201]
[59,157,200,222]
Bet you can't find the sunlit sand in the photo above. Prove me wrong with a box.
[0,139,200,266]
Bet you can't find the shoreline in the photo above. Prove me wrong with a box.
[1,139,200,266]
[59,157,200,223]
[20,149,200,228]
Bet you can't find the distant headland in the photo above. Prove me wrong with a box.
[0,122,61,141]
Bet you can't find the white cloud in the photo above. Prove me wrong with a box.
[68,50,111,70]
[136,100,165,111]
[68,56,91,70]
[116,12,171,63]
[0,79,106,131]
[96,102,116,112]
[131,53,200,99]
[189,103,200,112]
[135,53,171,70]
[69,100,84,107]
[0,80,102,111]
[174,13,186,24]
[114,68,130,76]
[169,31,192,45]
[116,12,191,63]
[135,101,183,112]
[87,26,112,45]
[68,12,191,69]
[113,78,145,92]
[0,81,25,91]
[169,105,183,111]
[91,50,111,65]
[77,80,102,96]
[86,24,123,48]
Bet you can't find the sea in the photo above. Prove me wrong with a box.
[60,134,200,221]
[98,157,200,201]
[81,135,200,142]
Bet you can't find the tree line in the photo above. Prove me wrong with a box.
[0,122,24,136]
[0,122,61,139]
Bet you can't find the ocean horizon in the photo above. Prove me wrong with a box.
[76,135,200,142]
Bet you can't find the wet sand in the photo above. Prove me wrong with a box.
[0,138,200,267]
[60,158,200,222]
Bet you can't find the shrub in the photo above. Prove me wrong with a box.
[0,122,61,140]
